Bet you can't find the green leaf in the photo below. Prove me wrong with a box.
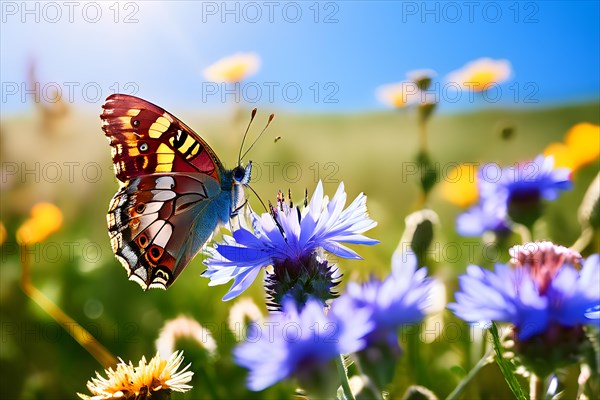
[490,323,528,400]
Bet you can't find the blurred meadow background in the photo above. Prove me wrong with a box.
[1,1,599,399]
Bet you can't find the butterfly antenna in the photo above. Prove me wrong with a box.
[238,108,258,165]
[246,184,287,239]
[245,184,269,214]
[240,113,275,161]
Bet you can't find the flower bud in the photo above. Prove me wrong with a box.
[400,209,439,265]
[265,252,339,311]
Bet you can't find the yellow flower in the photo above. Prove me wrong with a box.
[203,52,261,83]
[544,142,576,170]
[440,163,479,207]
[155,316,217,360]
[565,122,600,168]
[376,81,419,108]
[0,222,6,246]
[78,351,193,400]
[544,123,600,171]
[16,203,63,245]
[446,58,511,92]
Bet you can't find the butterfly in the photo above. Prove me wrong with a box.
[101,94,265,290]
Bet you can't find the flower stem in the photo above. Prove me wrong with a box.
[20,245,117,369]
[407,324,428,386]
[336,355,356,400]
[352,358,384,400]
[529,374,545,400]
[197,367,221,400]
[419,120,428,154]
[446,347,493,400]
[570,227,594,253]
[512,223,532,244]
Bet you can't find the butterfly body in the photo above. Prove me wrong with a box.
[101,94,251,290]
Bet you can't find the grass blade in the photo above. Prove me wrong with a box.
[490,323,528,400]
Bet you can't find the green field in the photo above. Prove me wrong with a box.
[1,101,599,399]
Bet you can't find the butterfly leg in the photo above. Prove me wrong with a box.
[231,198,248,217]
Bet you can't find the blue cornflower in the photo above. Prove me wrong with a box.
[449,242,600,341]
[457,155,572,236]
[203,181,378,303]
[342,251,437,346]
[233,298,373,392]
[456,202,511,237]
[479,155,572,204]
[337,251,438,389]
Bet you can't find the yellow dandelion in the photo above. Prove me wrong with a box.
[16,202,63,245]
[77,351,193,400]
[155,316,217,360]
[203,52,261,83]
[376,81,419,109]
[446,58,511,92]
[439,163,479,207]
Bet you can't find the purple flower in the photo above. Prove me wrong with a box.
[481,155,572,203]
[203,181,378,302]
[449,242,599,340]
[342,251,437,345]
[333,251,438,389]
[456,202,511,237]
[233,298,373,391]
[457,155,572,236]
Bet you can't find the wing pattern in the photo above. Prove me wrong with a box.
[101,94,230,290]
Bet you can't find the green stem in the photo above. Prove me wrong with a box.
[417,118,430,207]
[571,227,594,253]
[446,348,493,400]
[336,355,356,400]
[408,324,428,386]
[512,223,532,244]
[419,120,428,154]
[352,357,384,400]
[417,190,428,210]
[197,367,221,400]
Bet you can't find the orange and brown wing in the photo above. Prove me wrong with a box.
[101,93,223,182]
[101,94,233,290]
[107,173,223,290]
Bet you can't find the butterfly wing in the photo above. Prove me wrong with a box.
[107,173,230,289]
[101,94,233,289]
[101,93,224,182]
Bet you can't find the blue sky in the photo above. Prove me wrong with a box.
[1,1,599,114]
